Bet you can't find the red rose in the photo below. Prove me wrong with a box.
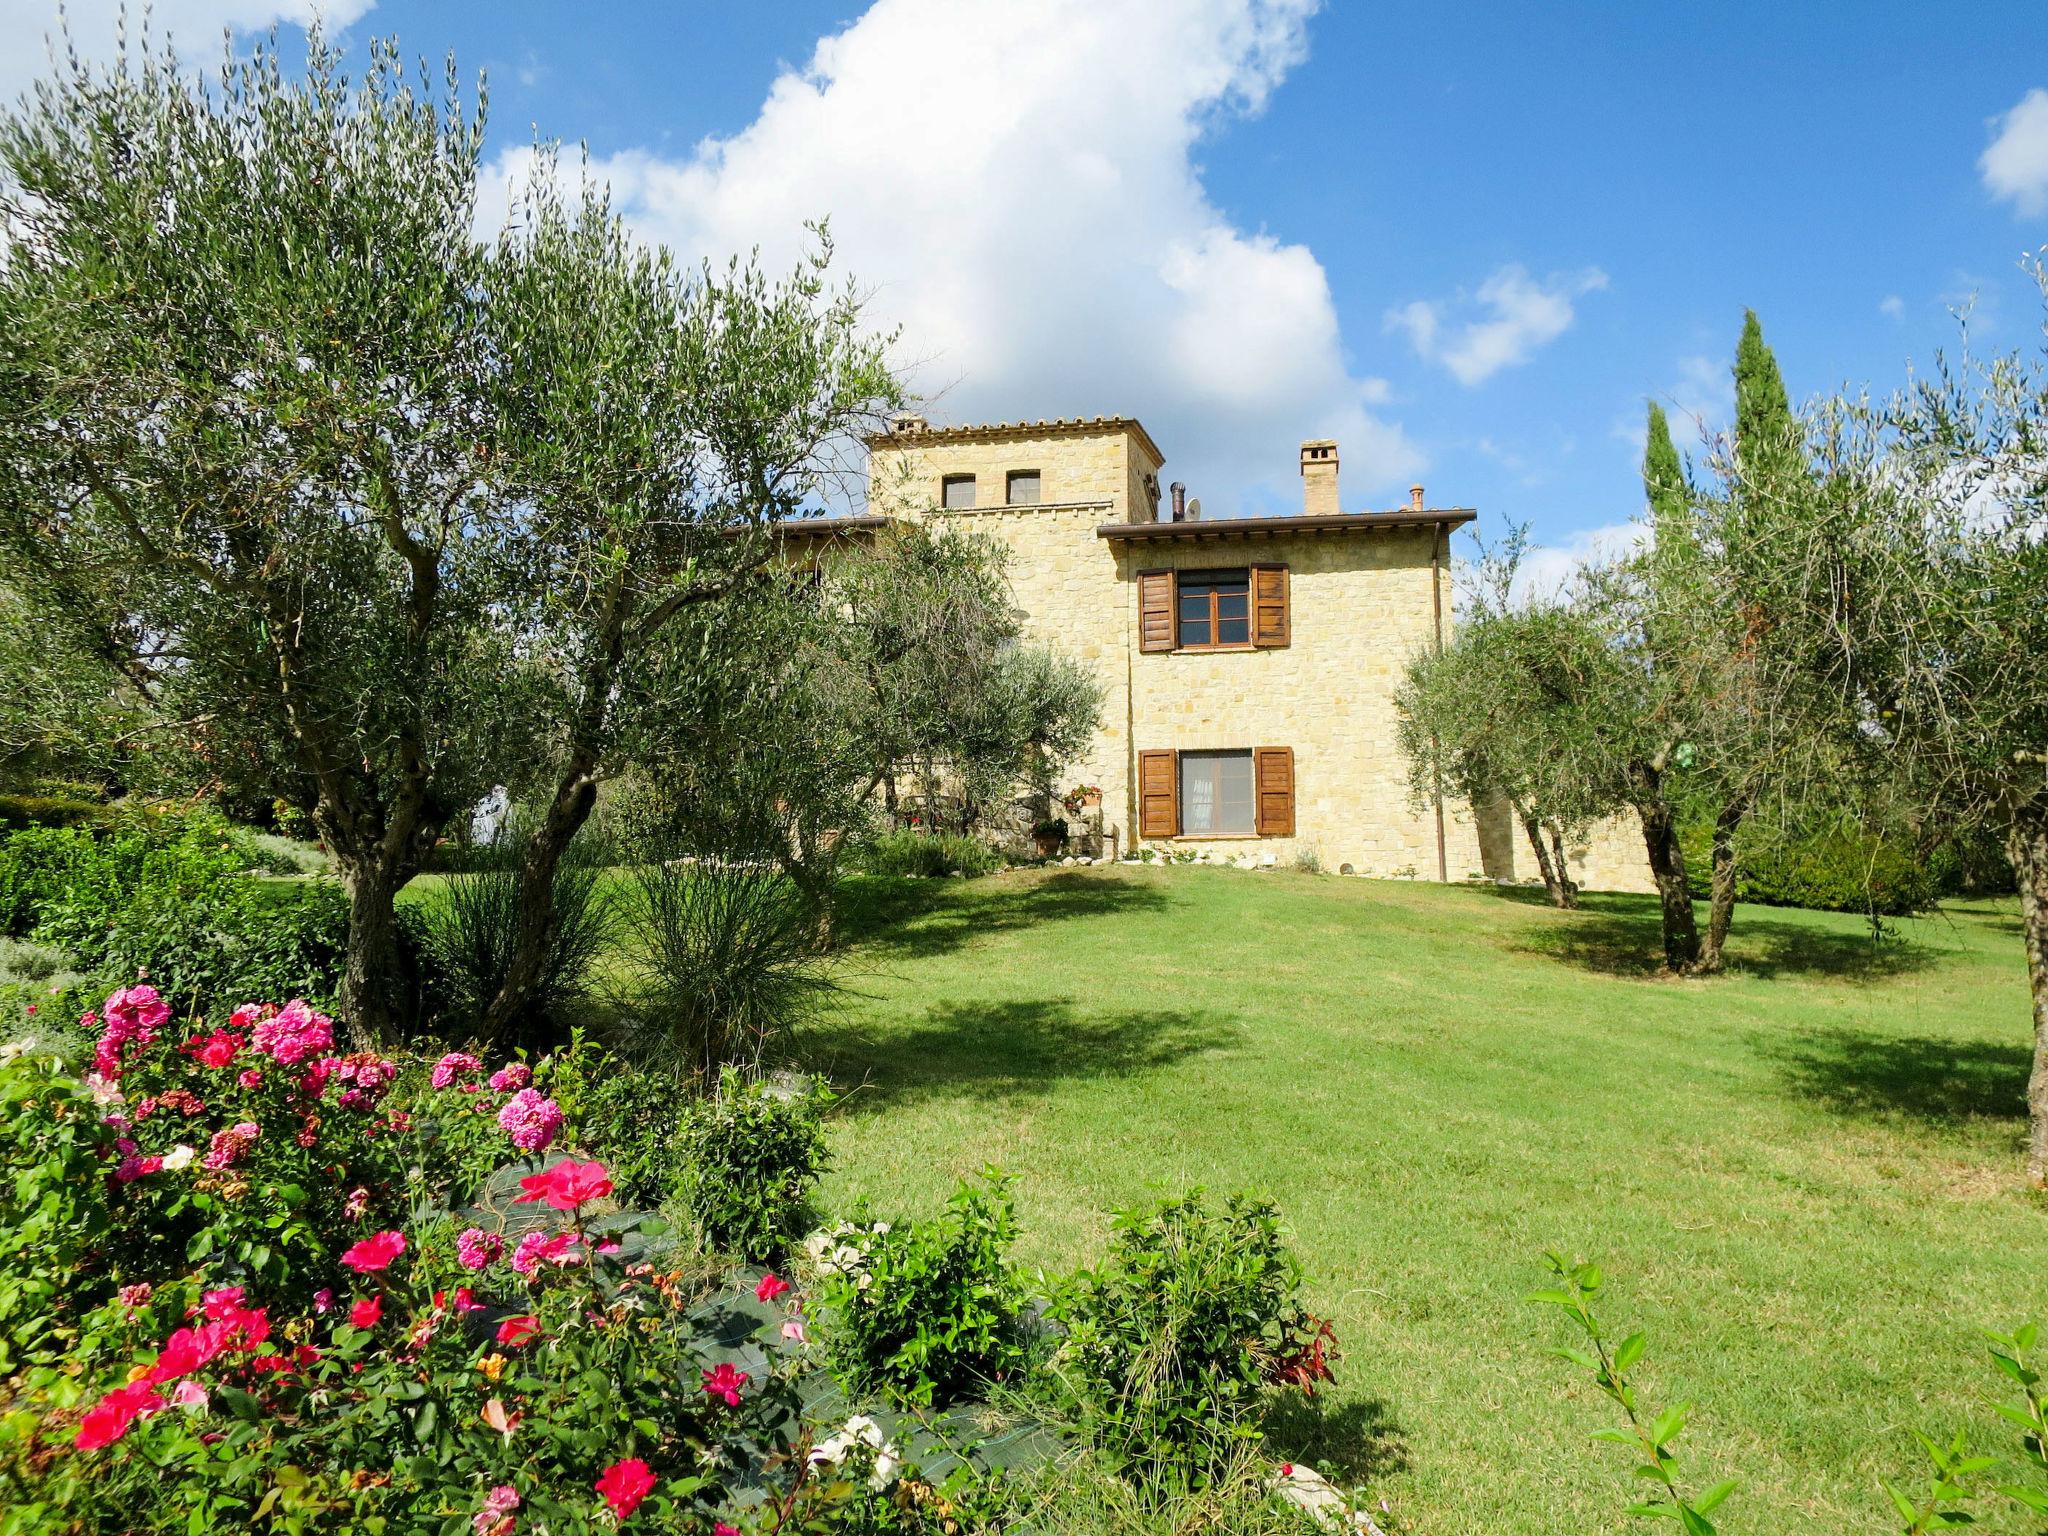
[348,1295,382,1329]
[339,1230,407,1274]
[512,1158,614,1212]
[754,1273,790,1304]
[595,1457,656,1521]
[496,1314,542,1348]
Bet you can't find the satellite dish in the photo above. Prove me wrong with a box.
[1185,498,1202,522]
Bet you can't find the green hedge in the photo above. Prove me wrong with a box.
[853,830,1001,879]
[0,814,352,1011]
[1681,821,1939,917]
[0,793,104,832]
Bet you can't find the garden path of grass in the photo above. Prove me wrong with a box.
[807,866,2046,1536]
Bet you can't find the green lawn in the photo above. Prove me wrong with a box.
[805,865,2045,1536]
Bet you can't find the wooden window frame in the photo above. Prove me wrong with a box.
[1005,469,1042,506]
[1135,745,1296,841]
[1173,567,1254,652]
[941,473,976,510]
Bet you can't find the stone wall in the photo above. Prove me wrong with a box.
[1111,524,1491,878]
[866,423,1655,892]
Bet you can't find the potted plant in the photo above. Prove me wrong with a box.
[1032,817,1070,858]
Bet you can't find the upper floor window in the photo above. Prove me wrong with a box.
[1138,565,1289,653]
[1006,470,1041,506]
[942,474,977,509]
[1177,569,1251,649]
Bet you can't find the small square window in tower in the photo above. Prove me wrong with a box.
[1006,470,1041,506]
[942,474,976,509]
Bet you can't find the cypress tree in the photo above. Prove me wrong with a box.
[1732,308,1797,495]
[1643,400,1690,553]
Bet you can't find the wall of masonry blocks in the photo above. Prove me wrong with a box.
[867,427,1654,891]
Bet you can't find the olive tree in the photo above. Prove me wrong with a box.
[1728,265,2048,1179]
[0,32,527,1037]
[1397,528,1587,908]
[476,151,898,1040]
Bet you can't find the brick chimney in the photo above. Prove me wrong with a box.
[1300,439,1339,516]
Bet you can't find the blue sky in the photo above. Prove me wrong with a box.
[8,0,2048,574]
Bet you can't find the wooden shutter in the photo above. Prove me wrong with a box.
[1252,564,1289,648]
[1254,746,1295,837]
[1138,570,1175,653]
[1138,749,1179,837]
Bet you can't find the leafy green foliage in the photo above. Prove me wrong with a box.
[679,1069,831,1264]
[855,832,1002,879]
[0,1048,115,1373]
[0,815,350,1009]
[1680,817,1940,917]
[815,1171,1028,1409]
[1049,1192,1332,1493]
[1528,1253,1737,1536]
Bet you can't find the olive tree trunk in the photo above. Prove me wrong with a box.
[2010,808,2048,1187]
[1695,791,1752,974]
[1631,768,1699,972]
[1512,797,1576,909]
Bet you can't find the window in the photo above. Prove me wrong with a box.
[1176,569,1251,648]
[1179,750,1255,836]
[942,474,976,509]
[1006,469,1041,505]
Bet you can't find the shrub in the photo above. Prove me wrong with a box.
[416,811,614,1042]
[543,1033,694,1209]
[1680,818,1940,917]
[0,987,416,1369]
[1049,1192,1335,1491]
[814,1171,1029,1409]
[0,1110,805,1534]
[0,791,103,832]
[0,1046,115,1373]
[857,830,1001,879]
[620,859,834,1078]
[678,1068,830,1264]
[0,814,351,1008]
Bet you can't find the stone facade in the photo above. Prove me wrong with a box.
[862,414,1653,892]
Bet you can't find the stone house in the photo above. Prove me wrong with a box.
[826,413,1648,890]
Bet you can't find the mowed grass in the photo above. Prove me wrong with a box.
[802,865,2046,1536]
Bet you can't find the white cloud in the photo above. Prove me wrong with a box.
[1385,264,1607,387]
[1608,353,1730,455]
[1879,293,1905,319]
[1508,519,1646,608]
[0,0,375,107]
[1982,87,2048,217]
[479,0,1423,513]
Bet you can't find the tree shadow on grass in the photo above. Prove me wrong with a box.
[1754,1023,2029,1126]
[834,870,1170,962]
[804,997,1238,1108]
[1264,1393,1410,1483]
[1494,890,1938,982]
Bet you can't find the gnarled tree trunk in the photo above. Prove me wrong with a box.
[1695,791,1752,974]
[1631,766,1699,973]
[1546,823,1579,909]
[2009,807,2048,1187]
[1512,797,1575,909]
[480,762,601,1047]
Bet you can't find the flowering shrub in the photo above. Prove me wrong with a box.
[0,1015,822,1534]
[0,987,416,1352]
[678,1068,830,1263]
[814,1172,1029,1409]
[1047,1191,1337,1492]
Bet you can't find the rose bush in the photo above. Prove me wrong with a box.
[0,993,819,1534]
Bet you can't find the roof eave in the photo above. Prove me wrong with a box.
[1095,509,1476,542]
